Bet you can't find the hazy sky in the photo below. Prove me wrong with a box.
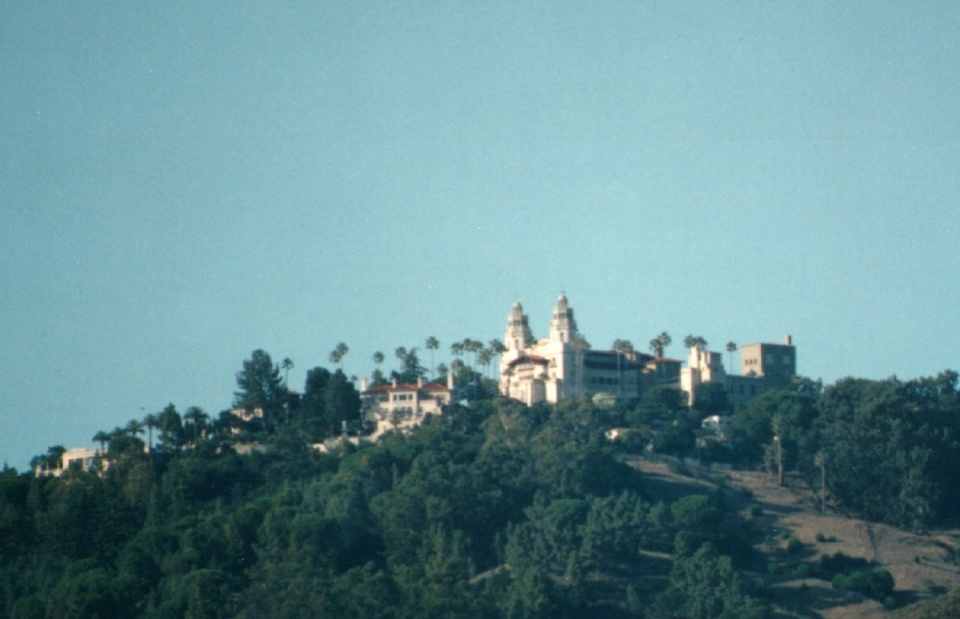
[3,2,958,470]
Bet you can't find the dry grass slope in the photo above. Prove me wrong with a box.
[631,458,960,619]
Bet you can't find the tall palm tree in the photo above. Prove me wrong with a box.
[450,342,464,366]
[462,339,482,369]
[125,419,144,439]
[725,342,737,373]
[488,339,507,383]
[282,357,294,388]
[478,347,494,379]
[183,407,208,445]
[425,336,439,378]
[649,331,672,359]
[143,413,161,454]
[684,335,707,353]
[612,339,635,396]
[93,430,110,455]
[330,342,349,369]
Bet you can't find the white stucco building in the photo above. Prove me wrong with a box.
[35,447,106,477]
[360,374,453,440]
[498,294,796,411]
[498,295,680,406]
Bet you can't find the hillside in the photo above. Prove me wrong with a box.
[632,458,960,618]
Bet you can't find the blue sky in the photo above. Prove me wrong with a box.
[2,2,958,470]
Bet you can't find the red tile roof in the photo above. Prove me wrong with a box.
[361,382,450,395]
[507,355,549,367]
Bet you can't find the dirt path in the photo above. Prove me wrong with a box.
[632,459,960,618]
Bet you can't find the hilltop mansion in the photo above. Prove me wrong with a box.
[499,294,796,408]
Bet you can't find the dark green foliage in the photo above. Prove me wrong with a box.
[294,367,362,441]
[655,542,770,619]
[234,349,286,414]
[12,364,957,617]
[721,372,960,531]
[818,551,896,602]
[831,567,895,602]
[726,389,817,467]
[692,382,729,415]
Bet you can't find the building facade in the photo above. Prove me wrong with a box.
[360,374,453,440]
[498,295,796,411]
[498,295,682,406]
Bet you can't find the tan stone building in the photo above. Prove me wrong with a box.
[682,336,798,408]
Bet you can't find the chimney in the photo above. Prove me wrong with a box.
[417,376,424,388]
[360,377,368,392]
[447,371,454,391]
[392,377,398,388]
[785,335,793,346]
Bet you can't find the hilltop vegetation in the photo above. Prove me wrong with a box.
[1,396,767,618]
[2,349,959,618]
[627,370,960,533]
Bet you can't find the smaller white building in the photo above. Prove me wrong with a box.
[36,448,105,477]
[360,374,453,440]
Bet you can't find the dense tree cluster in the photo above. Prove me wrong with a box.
[1,349,769,618]
[5,343,956,617]
[623,370,960,532]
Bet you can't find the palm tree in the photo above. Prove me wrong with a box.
[183,407,208,445]
[93,430,110,455]
[282,357,294,388]
[426,336,439,378]
[373,351,385,370]
[684,335,707,352]
[725,342,737,373]
[394,347,408,370]
[612,339,635,397]
[125,419,144,439]
[143,413,161,454]
[488,339,507,383]
[330,342,349,369]
[450,342,464,366]
[649,332,672,359]
[478,347,494,379]
[461,339,482,369]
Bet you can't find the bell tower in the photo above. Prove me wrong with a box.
[548,293,578,344]
[504,301,534,352]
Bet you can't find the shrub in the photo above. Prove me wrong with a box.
[832,567,895,602]
[749,504,763,518]
[819,551,871,578]
[786,536,803,554]
[668,460,693,477]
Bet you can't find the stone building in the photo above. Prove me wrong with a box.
[498,295,682,406]
[359,374,453,440]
